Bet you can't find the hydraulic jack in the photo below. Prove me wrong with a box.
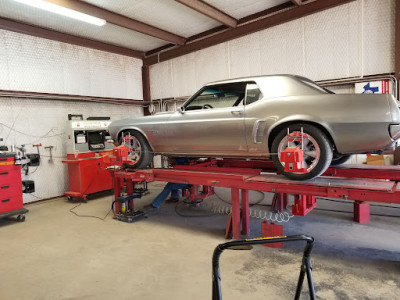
[113,194,146,223]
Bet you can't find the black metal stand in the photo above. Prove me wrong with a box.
[212,234,315,300]
[0,208,29,222]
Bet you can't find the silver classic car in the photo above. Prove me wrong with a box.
[109,75,400,180]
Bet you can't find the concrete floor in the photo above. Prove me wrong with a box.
[0,183,399,300]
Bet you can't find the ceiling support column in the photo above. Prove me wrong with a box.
[395,0,400,99]
[142,65,151,116]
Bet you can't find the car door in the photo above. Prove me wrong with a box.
[242,83,270,154]
[161,82,248,155]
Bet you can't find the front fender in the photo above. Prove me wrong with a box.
[115,126,155,152]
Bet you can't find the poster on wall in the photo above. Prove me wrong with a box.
[355,80,391,94]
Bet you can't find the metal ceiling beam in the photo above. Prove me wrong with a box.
[45,0,186,45]
[145,1,294,56]
[0,89,147,105]
[146,44,176,57]
[291,0,302,6]
[144,0,356,66]
[395,0,400,95]
[238,2,294,25]
[142,66,151,115]
[186,25,228,43]
[178,3,294,48]
[0,17,143,59]
[175,0,237,28]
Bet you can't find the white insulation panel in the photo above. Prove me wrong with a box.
[82,0,220,38]
[0,30,143,99]
[149,0,395,99]
[0,98,142,204]
[0,31,144,203]
[362,0,396,75]
[0,0,166,51]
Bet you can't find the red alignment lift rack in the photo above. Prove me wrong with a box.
[112,159,400,239]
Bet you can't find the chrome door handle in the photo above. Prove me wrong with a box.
[231,109,243,114]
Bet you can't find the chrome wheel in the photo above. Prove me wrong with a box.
[277,132,320,172]
[271,124,333,180]
[119,130,154,169]
[123,135,142,163]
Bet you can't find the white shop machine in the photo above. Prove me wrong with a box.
[66,114,114,156]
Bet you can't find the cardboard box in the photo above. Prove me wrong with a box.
[366,155,393,165]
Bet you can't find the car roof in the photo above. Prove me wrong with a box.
[205,74,306,86]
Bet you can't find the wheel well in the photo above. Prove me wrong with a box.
[267,121,336,152]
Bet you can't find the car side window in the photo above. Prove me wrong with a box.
[185,82,247,111]
[245,84,263,105]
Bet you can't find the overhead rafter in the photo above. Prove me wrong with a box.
[144,0,356,66]
[0,89,147,105]
[144,1,294,57]
[238,2,294,25]
[175,0,237,28]
[395,0,400,95]
[142,66,151,115]
[0,17,143,59]
[145,3,293,57]
[186,25,228,43]
[45,0,186,45]
[291,0,303,6]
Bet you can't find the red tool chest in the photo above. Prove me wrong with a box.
[0,155,23,214]
[62,151,114,201]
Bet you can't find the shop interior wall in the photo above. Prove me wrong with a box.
[149,0,395,100]
[0,30,144,203]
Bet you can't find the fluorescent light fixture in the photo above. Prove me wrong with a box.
[13,0,106,26]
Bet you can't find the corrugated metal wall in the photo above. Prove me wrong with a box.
[149,0,395,99]
[0,30,143,203]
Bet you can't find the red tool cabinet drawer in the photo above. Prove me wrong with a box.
[0,155,23,214]
[0,156,15,166]
[0,194,23,213]
[0,167,21,185]
[0,182,21,197]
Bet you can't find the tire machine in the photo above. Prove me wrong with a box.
[62,115,115,201]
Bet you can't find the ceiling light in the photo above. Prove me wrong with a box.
[13,0,106,26]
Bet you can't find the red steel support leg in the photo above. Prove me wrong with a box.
[354,201,370,223]
[126,179,134,211]
[113,176,122,214]
[271,193,289,212]
[189,185,200,202]
[225,215,233,239]
[231,188,241,239]
[241,189,250,235]
[292,194,317,216]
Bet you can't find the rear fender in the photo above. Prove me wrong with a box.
[266,115,336,151]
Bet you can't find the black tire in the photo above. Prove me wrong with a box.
[119,130,153,169]
[330,153,352,166]
[271,124,333,180]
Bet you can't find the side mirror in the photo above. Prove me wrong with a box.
[178,106,185,114]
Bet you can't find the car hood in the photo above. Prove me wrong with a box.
[108,111,176,139]
[113,111,175,125]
